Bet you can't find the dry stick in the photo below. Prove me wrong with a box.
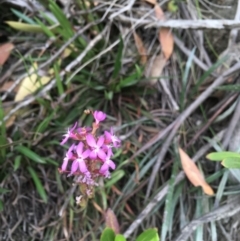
[1,25,109,125]
[228,0,240,47]
[174,196,240,241]
[146,19,240,29]
[116,15,240,29]
[222,96,240,149]
[145,61,240,200]
[123,130,225,239]
[1,21,97,102]
[109,0,136,19]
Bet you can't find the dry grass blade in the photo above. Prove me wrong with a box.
[178,148,214,196]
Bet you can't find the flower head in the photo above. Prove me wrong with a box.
[93,111,106,124]
[61,144,75,171]
[70,142,90,175]
[99,149,116,176]
[86,134,106,160]
[104,127,121,147]
[60,122,78,145]
[59,110,121,205]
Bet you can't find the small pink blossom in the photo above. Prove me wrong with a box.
[61,144,75,171]
[99,149,116,175]
[93,111,106,124]
[70,142,90,175]
[60,122,78,145]
[104,128,121,147]
[86,134,106,160]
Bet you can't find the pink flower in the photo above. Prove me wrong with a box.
[61,144,75,171]
[93,111,106,124]
[99,150,116,175]
[104,128,121,147]
[86,134,106,160]
[60,122,78,145]
[70,142,90,175]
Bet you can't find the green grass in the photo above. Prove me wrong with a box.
[1,0,239,240]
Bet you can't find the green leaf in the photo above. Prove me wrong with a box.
[118,72,140,89]
[112,37,123,79]
[5,21,44,33]
[222,157,240,169]
[14,155,22,171]
[161,153,178,241]
[15,146,46,164]
[216,84,240,91]
[100,228,115,241]
[0,187,11,194]
[114,234,126,241]
[11,8,36,24]
[136,228,159,241]
[27,166,48,203]
[105,170,125,188]
[206,152,240,161]
[0,200,3,212]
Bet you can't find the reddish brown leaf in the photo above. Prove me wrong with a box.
[105,208,120,234]
[144,0,157,5]
[0,43,14,66]
[133,32,148,64]
[159,27,174,60]
[154,4,165,20]
[154,5,174,60]
[179,147,214,196]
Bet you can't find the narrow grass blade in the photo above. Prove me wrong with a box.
[161,149,179,241]
[11,8,36,24]
[16,146,46,164]
[27,166,48,203]
[112,37,123,79]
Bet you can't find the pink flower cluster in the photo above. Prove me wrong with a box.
[59,110,120,197]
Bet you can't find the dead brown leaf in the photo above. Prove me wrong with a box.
[154,4,165,20]
[159,27,174,60]
[133,32,147,64]
[154,5,174,60]
[144,0,157,5]
[179,147,214,196]
[105,208,120,234]
[145,52,166,84]
[0,81,15,92]
[0,43,14,66]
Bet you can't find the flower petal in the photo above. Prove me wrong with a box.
[94,111,106,123]
[89,151,97,159]
[108,159,116,170]
[86,134,96,147]
[100,163,109,173]
[60,135,69,145]
[97,136,105,147]
[70,160,78,174]
[98,149,107,160]
[76,142,83,156]
[78,160,88,173]
[61,158,68,171]
[82,149,90,159]
[104,131,111,141]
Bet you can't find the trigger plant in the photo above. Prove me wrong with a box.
[59,110,121,206]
